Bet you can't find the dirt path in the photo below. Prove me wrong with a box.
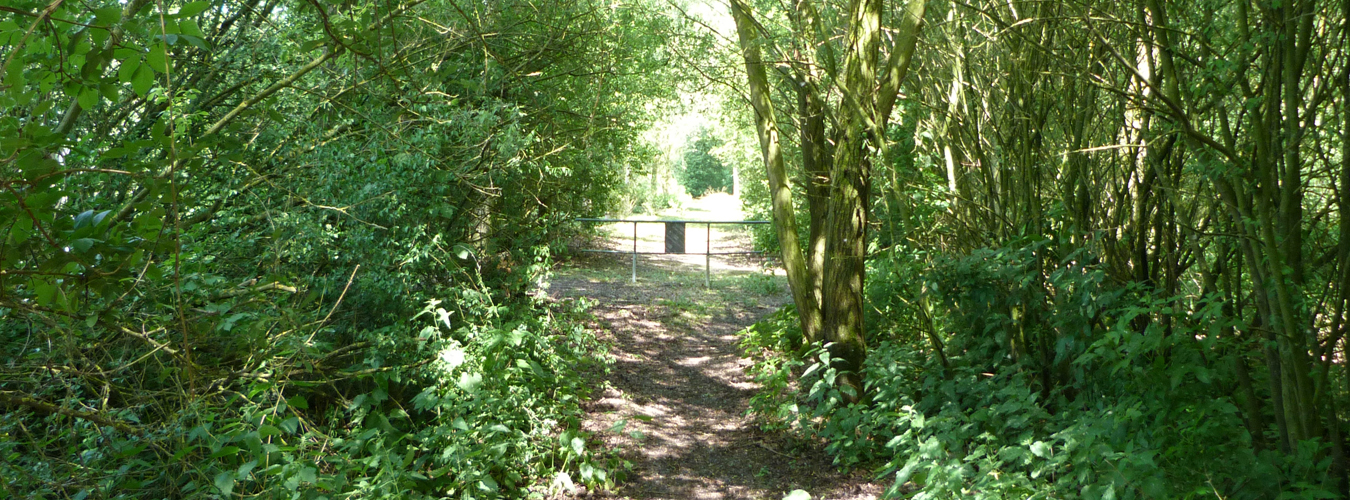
[546,254,880,500]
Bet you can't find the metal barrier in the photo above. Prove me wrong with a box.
[574,218,771,287]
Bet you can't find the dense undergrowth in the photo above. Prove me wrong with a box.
[742,243,1340,499]
[720,0,1350,495]
[0,0,677,497]
[0,263,623,499]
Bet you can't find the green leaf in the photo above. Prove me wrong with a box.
[569,436,584,457]
[170,445,197,462]
[210,446,241,459]
[1030,441,1051,458]
[236,460,257,479]
[93,7,122,25]
[287,395,308,410]
[300,39,327,52]
[113,48,140,62]
[801,362,822,379]
[99,83,119,101]
[477,475,499,492]
[18,153,58,180]
[77,86,99,109]
[175,2,212,18]
[180,19,207,38]
[527,359,547,378]
[65,235,91,254]
[64,80,82,99]
[179,35,209,50]
[145,44,169,73]
[257,425,282,438]
[457,371,482,393]
[91,210,111,228]
[67,236,95,251]
[131,65,153,96]
[213,472,235,497]
[453,243,473,260]
[73,210,95,229]
[9,216,32,245]
[6,55,24,85]
[278,416,299,434]
[118,57,141,84]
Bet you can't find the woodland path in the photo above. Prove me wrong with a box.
[545,246,881,499]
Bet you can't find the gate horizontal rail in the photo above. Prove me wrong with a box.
[575,218,772,224]
[573,218,771,287]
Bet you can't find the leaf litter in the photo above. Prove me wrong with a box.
[546,251,881,500]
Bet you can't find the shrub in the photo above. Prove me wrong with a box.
[740,241,1340,499]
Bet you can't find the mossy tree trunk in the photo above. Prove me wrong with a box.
[730,0,925,400]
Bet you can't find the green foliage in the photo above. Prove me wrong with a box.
[724,0,1349,493]
[741,305,807,430]
[1,0,680,496]
[679,126,732,196]
[0,290,613,499]
[741,242,1341,498]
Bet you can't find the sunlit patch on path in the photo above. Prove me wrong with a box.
[546,249,880,500]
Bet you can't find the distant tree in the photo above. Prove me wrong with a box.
[680,127,733,195]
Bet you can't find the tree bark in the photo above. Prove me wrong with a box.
[730,0,823,344]
[731,0,925,401]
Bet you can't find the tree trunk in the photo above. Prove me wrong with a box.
[730,0,823,345]
[822,126,872,397]
[731,0,925,401]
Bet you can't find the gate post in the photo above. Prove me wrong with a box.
[705,223,711,288]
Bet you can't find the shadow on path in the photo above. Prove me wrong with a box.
[546,254,880,500]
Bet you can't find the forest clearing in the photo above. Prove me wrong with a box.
[2,0,1348,498]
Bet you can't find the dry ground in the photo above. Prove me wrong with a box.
[543,219,881,500]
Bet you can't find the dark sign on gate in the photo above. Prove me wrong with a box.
[665,222,686,254]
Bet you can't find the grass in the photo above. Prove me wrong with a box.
[552,252,788,312]
[558,189,787,314]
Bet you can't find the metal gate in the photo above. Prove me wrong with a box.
[573,218,770,287]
